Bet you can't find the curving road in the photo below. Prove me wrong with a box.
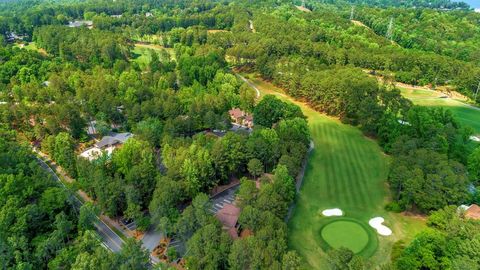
[33,149,125,252]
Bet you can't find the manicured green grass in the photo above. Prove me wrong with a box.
[400,87,480,134]
[131,43,175,69]
[241,73,427,269]
[320,220,370,253]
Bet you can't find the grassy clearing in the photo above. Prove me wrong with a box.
[14,42,48,55]
[240,73,426,269]
[131,43,175,68]
[400,87,480,134]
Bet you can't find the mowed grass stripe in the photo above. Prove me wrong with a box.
[345,132,377,209]
[342,132,370,209]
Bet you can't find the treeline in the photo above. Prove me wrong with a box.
[343,0,470,9]
[229,8,477,213]
[33,26,130,68]
[394,206,480,269]
[355,7,480,63]
[0,127,151,269]
[224,7,480,101]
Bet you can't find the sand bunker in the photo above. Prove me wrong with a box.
[369,217,392,236]
[470,136,480,142]
[322,208,343,217]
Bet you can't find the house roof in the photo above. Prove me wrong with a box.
[229,108,245,119]
[465,204,480,220]
[95,132,133,148]
[216,203,240,228]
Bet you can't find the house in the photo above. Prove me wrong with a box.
[6,32,26,42]
[145,12,153,17]
[68,20,93,29]
[95,132,133,149]
[465,204,480,220]
[216,204,240,239]
[79,132,133,161]
[228,108,254,128]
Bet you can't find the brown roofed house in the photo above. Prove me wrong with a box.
[229,108,254,128]
[465,204,480,220]
[216,203,240,239]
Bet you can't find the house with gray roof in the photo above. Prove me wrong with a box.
[80,132,133,161]
[95,132,133,148]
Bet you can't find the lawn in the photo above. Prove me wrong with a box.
[14,42,48,55]
[400,87,480,134]
[131,43,175,69]
[240,73,426,268]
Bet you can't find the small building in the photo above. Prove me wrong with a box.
[68,20,93,29]
[229,108,253,128]
[95,132,133,149]
[465,204,480,220]
[145,12,153,17]
[216,204,240,239]
[79,132,133,161]
[6,32,27,42]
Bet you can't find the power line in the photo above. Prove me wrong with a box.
[386,17,394,41]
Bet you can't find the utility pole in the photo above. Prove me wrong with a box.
[350,6,355,20]
[386,17,394,41]
[302,0,305,8]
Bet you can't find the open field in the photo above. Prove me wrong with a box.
[240,73,426,268]
[399,87,480,134]
[131,43,175,68]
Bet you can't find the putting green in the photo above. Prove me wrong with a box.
[321,220,369,253]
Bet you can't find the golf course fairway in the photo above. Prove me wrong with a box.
[240,73,426,269]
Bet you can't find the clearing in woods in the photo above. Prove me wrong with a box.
[399,87,480,134]
[239,73,426,268]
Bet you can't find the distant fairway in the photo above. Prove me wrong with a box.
[241,73,426,268]
[400,87,480,134]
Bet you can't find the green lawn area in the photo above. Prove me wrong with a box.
[13,42,48,55]
[241,73,426,269]
[400,87,480,134]
[131,43,175,69]
[320,219,370,253]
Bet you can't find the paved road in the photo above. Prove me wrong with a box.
[235,74,260,98]
[33,149,125,253]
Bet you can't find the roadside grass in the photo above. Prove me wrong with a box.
[240,73,426,268]
[399,87,480,134]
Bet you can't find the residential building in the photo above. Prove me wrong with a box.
[79,132,133,161]
[228,108,254,128]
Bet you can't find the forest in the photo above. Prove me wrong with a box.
[0,0,479,269]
